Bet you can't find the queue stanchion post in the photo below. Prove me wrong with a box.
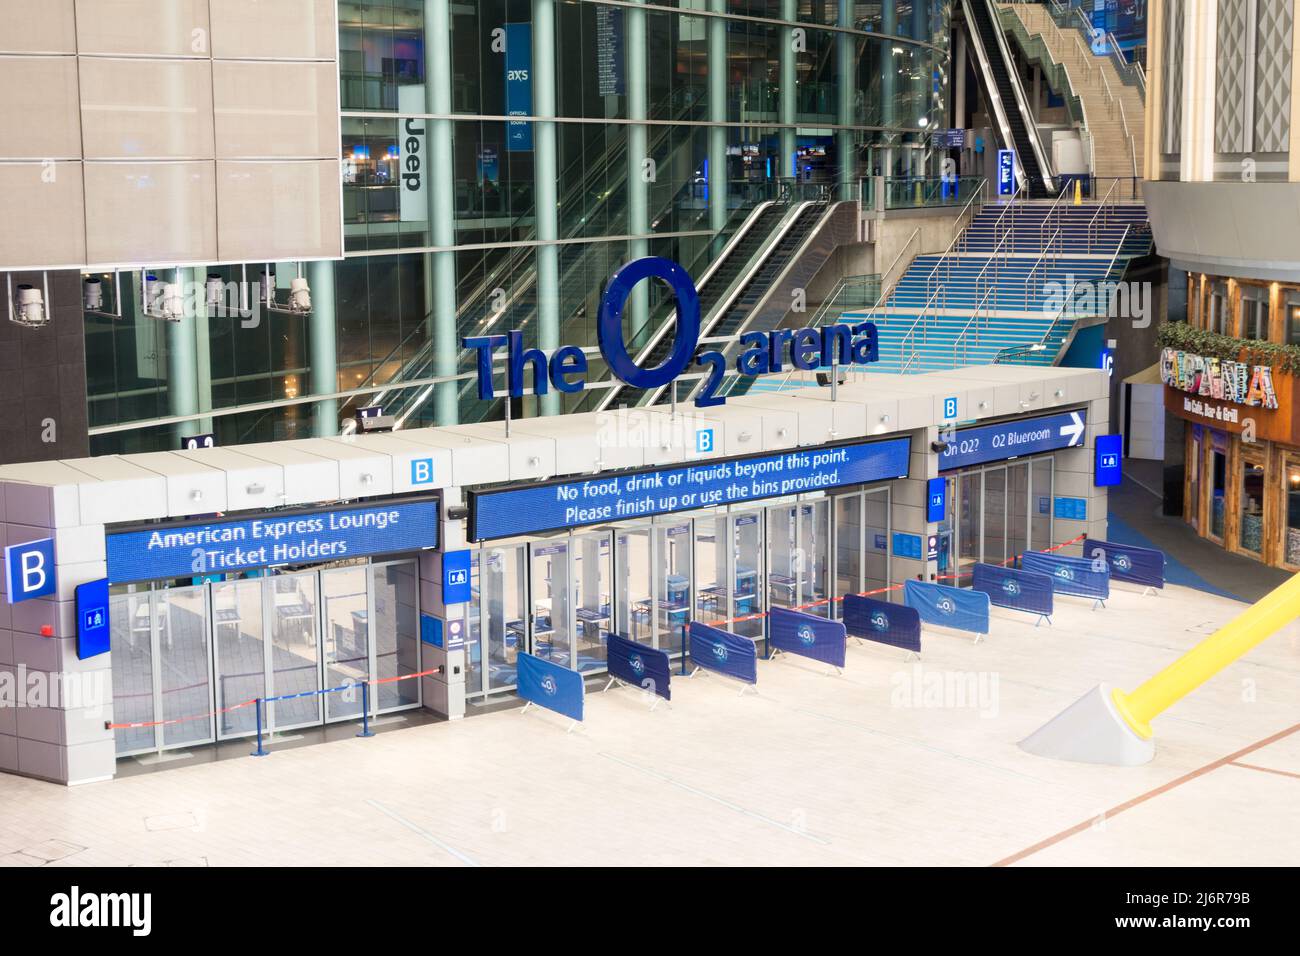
[357,682,374,738]
[680,624,687,676]
[251,698,268,757]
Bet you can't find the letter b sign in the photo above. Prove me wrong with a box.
[5,538,56,603]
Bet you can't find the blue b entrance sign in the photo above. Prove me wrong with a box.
[5,537,56,603]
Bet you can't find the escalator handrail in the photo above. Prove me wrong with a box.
[961,0,1055,194]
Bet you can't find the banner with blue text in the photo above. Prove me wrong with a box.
[768,607,846,668]
[105,499,439,583]
[688,621,758,684]
[607,633,672,701]
[843,594,922,652]
[903,580,990,635]
[469,438,910,540]
[972,563,1054,617]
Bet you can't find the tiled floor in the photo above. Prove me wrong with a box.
[1,581,1297,867]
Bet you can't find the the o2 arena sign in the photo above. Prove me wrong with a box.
[462,257,880,408]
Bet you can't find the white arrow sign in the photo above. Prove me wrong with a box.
[1059,411,1085,446]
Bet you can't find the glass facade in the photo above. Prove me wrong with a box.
[84,0,951,454]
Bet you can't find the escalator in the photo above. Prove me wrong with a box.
[962,0,1055,198]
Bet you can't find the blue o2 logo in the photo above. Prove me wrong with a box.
[629,654,645,676]
[1056,566,1074,581]
[797,624,815,646]
[463,257,879,409]
[870,611,889,631]
[937,597,955,615]
[540,675,558,696]
[1002,579,1021,596]
[712,642,729,662]
[1114,554,1133,572]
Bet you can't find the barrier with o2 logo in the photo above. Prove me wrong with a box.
[1081,537,1165,590]
[517,651,585,723]
[971,563,1055,623]
[1020,550,1110,605]
[606,633,672,701]
[768,606,847,669]
[903,580,990,637]
[843,594,922,653]
[687,621,758,685]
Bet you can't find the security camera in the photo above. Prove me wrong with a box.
[931,440,950,454]
[288,276,311,313]
[205,274,224,309]
[260,269,276,305]
[83,277,104,311]
[11,283,46,328]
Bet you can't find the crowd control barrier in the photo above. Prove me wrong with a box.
[518,651,585,730]
[1083,537,1165,592]
[768,606,847,671]
[972,563,1054,626]
[903,580,990,641]
[1021,551,1109,608]
[688,620,758,692]
[843,594,921,654]
[605,633,672,708]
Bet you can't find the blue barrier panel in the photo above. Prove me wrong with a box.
[843,594,921,652]
[903,580,990,636]
[769,606,846,668]
[607,633,671,701]
[1021,550,1110,601]
[517,652,585,721]
[688,621,757,685]
[1082,538,1165,589]
[972,563,1055,619]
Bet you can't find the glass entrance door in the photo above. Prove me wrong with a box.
[766,503,799,612]
[266,571,321,731]
[573,531,612,672]
[372,561,419,710]
[212,578,266,739]
[321,567,369,721]
[798,500,831,617]
[474,543,527,694]
[529,538,571,668]
[654,519,693,656]
[729,511,764,642]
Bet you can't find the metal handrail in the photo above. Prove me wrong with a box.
[967,227,1014,309]
[1024,225,1062,309]
[922,182,988,299]
[953,285,997,367]
[1086,177,1120,250]
[898,283,947,373]
[860,226,922,326]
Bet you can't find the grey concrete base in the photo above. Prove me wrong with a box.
[1019,683,1155,766]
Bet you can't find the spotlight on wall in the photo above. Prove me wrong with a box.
[206,273,224,309]
[140,270,184,322]
[83,272,125,319]
[252,262,313,315]
[7,273,50,329]
[83,277,103,311]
